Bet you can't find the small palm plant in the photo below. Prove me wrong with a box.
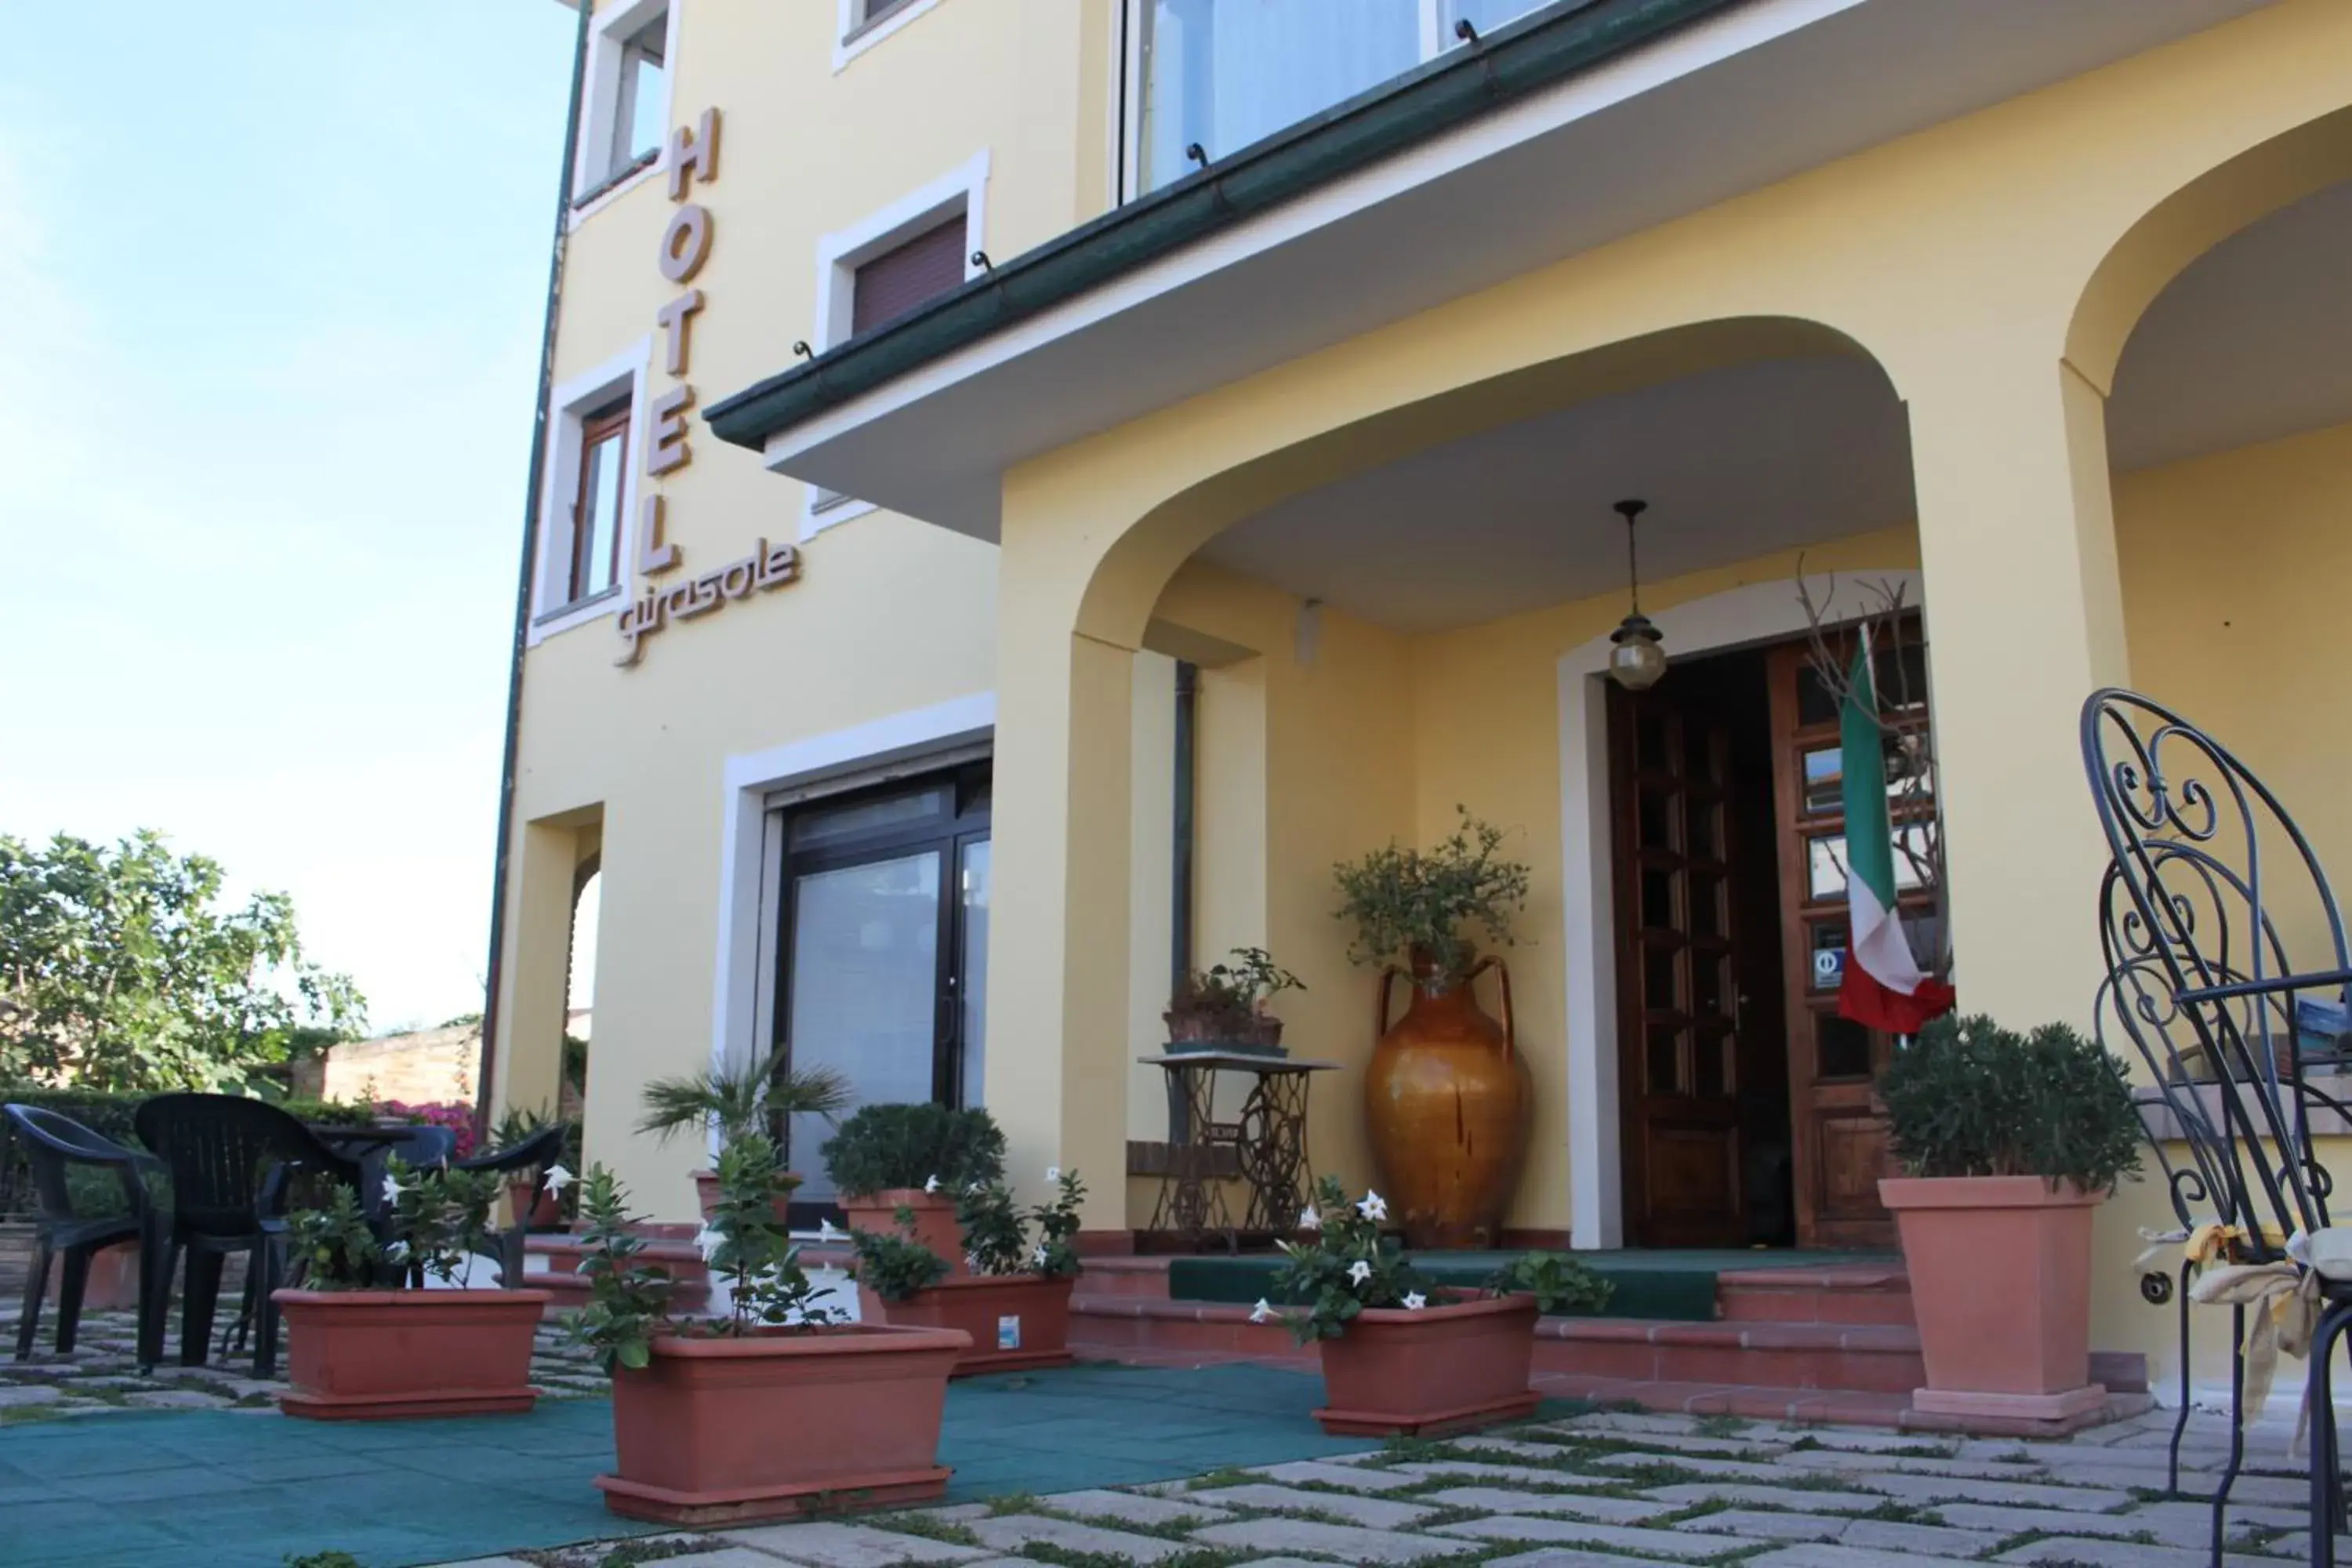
[637,1048,854,1145]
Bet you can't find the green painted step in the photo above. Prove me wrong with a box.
[1166,1248,1896,1322]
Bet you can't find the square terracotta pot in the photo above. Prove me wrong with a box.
[46,1243,142,1312]
[1314,1293,1540,1436]
[1879,1175,2107,1421]
[841,1190,967,1276]
[597,1323,969,1526]
[867,1274,1075,1374]
[273,1288,550,1419]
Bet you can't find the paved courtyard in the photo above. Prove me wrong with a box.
[4,1298,2339,1568]
[423,1405,2327,1568]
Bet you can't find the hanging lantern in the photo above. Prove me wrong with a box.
[1606,499,1666,691]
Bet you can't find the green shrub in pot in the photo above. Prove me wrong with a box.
[819,1103,1006,1198]
[1878,1012,2142,1191]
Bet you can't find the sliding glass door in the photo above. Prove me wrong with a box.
[774,766,989,1214]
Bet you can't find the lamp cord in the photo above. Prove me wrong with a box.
[1624,513,1642,615]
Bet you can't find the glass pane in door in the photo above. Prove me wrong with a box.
[958,840,990,1108]
[785,851,941,1202]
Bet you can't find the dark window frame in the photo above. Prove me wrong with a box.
[567,401,632,606]
[771,764,991,1225]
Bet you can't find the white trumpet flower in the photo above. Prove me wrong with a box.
[1403,1291,1428,1311]
[1356,1191,1388,1223]
[1298,1205,1321,1231]
[542,1163,575,1198]
[923,1174,941,1194]
[1249,1298,1276,1324]
[1347,1260,1373,1287]
[692,1225,724,1263]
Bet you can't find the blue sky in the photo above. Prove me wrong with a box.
[0,4,582,1031]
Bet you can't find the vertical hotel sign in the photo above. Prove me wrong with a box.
[618,107,802,667]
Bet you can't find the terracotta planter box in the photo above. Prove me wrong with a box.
[596,1323,969,1526]
[272,1288,551,1420]
[1880,1175,2107,1421]
[505,1178,564,1232]
[867,1274,1075,1375]
[1313,1293,1540,1436]
[691,1169,802,1226]
[47,1243,142,1312]
[841,1190,966,1276]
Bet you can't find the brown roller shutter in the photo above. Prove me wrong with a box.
[850,214,967,336]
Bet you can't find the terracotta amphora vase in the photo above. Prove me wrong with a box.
[1365,950,1532,1248]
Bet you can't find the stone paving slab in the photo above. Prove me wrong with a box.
[1678,1509,1846,1543]
[1393,1459,1627,1489]
[1483,1555,1722,1568]
[1844,1469,2135,1510]
[1993,1537,2283,1568]
[1035,1486,1235,1526]
[967,1514,1194,1562]
[1640,1482,1895,1512]
[1418,1486,1671,1524]
[1782,1447,2061,1480]
[1743,1547,1981,1568]
[1248,1457,1429,1490]
[1432,1515,1751,1559]
[1523,1424,1782,1457]
[1192,1516,1484,1562]
[1196,1481,1437,1529]
[720,1520,993,1564]
[1840,1518,2007,1555]
[1584,1449,1792,1481]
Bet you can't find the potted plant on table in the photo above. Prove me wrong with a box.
[1265,1175,1610,1436]
[852,1168,1087,1374]
[1165,948,1305,1056]
[573,1125,968,1526]
[821,1102,1007,1272]
[274,1158,552,1420]
[1334,807,1534,1247]
[1876,1012,2143,1422]
[637,1049,852,1221]
[488,1104,580,1230]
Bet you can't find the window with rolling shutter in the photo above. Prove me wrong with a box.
[849,214,967,336]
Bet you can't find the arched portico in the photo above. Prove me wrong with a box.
[977,2,2352,1234]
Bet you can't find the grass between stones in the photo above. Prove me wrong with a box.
[863,1511,985,1547]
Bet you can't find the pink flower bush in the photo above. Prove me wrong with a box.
[374,1098,477,1160]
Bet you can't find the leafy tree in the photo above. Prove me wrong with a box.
[0,830,365,1091]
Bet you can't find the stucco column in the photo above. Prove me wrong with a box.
[987,620,1136,1229]
[490,818,580,1123]
[1907,354,2127,1029]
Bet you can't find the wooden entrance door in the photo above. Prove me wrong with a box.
[1608,679,1749,1248]
[1765,634,1939,1250]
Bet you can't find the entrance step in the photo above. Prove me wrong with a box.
[1073,1256,1176,1301]
[1717,1263,1915,1325]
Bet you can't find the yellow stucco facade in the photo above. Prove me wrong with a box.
[495,0,2352,1398]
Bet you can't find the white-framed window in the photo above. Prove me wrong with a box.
[575,0,676,207]
[1125,0,1554,198]
[836,0,946,71]
[532,343,651,642]
[804,151,990,536]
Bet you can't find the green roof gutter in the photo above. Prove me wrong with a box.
[707,0,1746,452]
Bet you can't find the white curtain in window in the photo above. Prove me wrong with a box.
[1145,0,1419,190]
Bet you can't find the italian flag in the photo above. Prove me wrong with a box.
[1837,632,1956,1034]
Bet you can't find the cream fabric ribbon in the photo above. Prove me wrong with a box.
[2188,1258,2320,1443]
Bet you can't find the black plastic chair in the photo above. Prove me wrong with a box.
[453,1122,568,1288]
[2083,690,2352,1568]
[132,1094,360,1377]
[4,1105,157,1361]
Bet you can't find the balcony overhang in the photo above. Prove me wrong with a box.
[706,0,2268,543]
